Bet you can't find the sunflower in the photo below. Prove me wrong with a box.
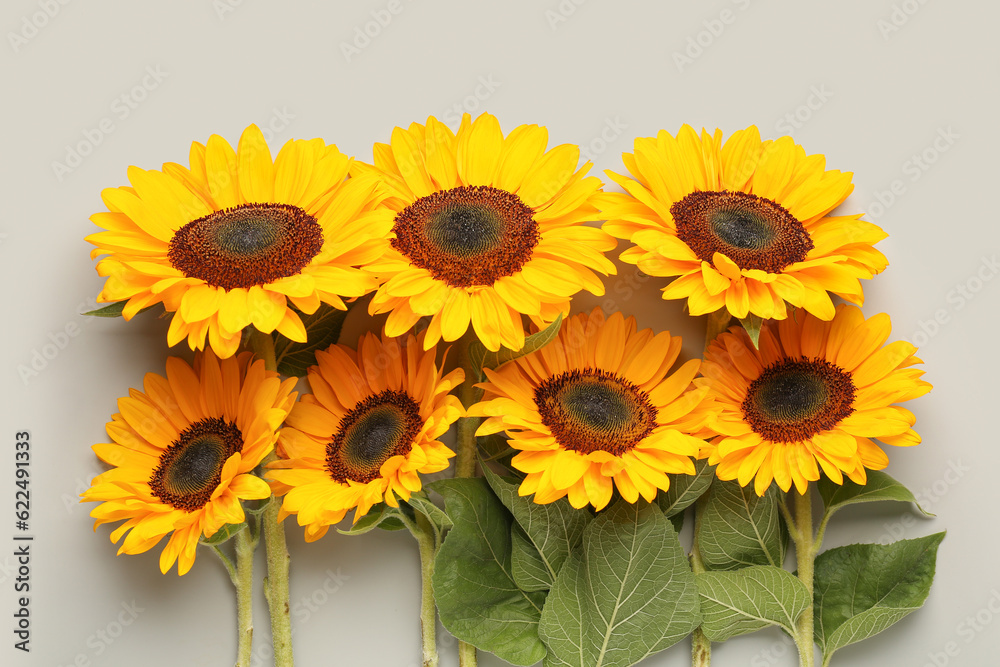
[469,308,710,510]
[353,112,617,352]
[697,305,931,496]
[599,126,888,321]
[267,332,464,541]
[82,350,297,575]
[87,125,389,358]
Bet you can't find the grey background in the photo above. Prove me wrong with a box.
[1,0,996,665]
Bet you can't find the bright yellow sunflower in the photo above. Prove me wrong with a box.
[87,125,389,358]
[267,331,464,541]
[697,305,931,496]
[469,308,710,510]
[82,350,297,575]
[353,112,617,352]
[599,126,888,321]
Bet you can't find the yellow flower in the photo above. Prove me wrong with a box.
[599,126,887,321]
[354,113,617,352]
[82,351,297,575]
[87,125,389,358]
[268,332,464,541]
[470,308,710,511]
[697,305,932,496]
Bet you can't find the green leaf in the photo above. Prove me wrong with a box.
[818,470,931,517]
[696,565,810,641]
[814,532,945,662]
[431,478,547,666]
[699,480,786,570]
[656,459,715,518]
[274,303,348,377]
[511,524,554,592]
[404,493,452,545]
[739,314,764,348]
[199,521,246,546]
[538,502,701,667]
[469,313,564,379]
[337,504,404,536]
[479,433,517,472]
[84,301,157,318]
[482,462,592,583]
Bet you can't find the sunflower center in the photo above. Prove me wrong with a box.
[391,185,540,288]
[326,390,424,484]
[535,369,657,456]
[168,203,324,290]
[742,358,856,443]
[150,417,243,512]
[671,191,813,273]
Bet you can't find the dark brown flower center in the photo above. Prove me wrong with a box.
[150,417,243,512]
[672,191,813,273]
[168,203,324,290]
[535,369,657,456]
[326,390,424,484]
[391,185,539,287]
[742,358,856,443]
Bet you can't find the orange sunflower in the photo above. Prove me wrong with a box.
[82,350,297,574]
[599,126,887,321]
[697,305,931,496]
[268,332,464,541]
[87,125,389,358]
[470,308,710,510]
[353,112,617,352]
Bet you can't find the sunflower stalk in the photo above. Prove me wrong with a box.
[454,331,482,479]
[689,494,711,667]
[207,524,255,667]
[234,525,256,667]
[249,329,294,667]
[792,488,816,667]
[402,509,441,667]
[688,309,730,667]
[452,331,481,667]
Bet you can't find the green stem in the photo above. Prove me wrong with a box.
[454,331,481,479]
[690,494,711,666]
[452,331,480,666]
[792,488,816,667]
[404,511,441,667]
[234,526,256,667]
[689,312,728,667]
[458,641,478,667]
[779,496,801,544]
[249,327,277,370]
[249,330,294,667]
[209,527,256,667]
